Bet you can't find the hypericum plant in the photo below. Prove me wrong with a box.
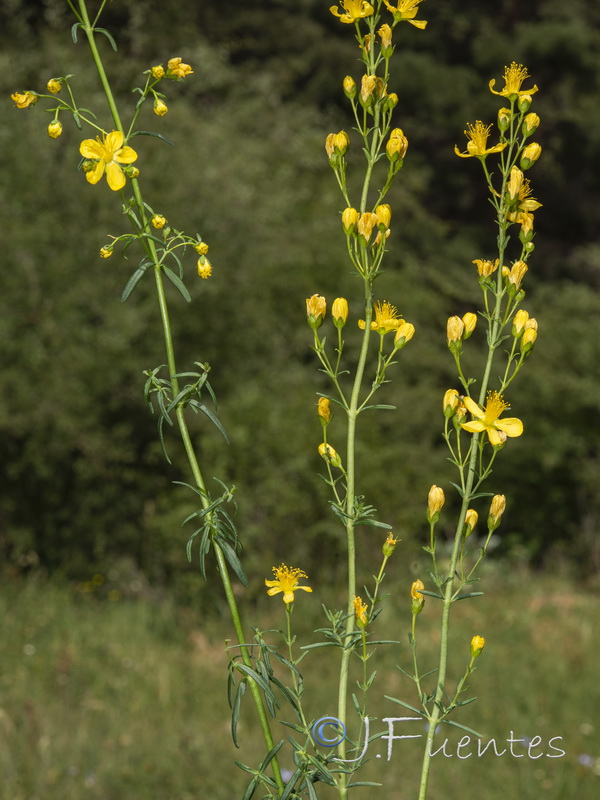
[11,1,542,799]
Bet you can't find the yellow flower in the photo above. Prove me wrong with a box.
[470,635,485,658]
[354,595,369,627]
[167,57,193,79]
[378,23,393,49]
[393,321,414,349]
[330,0,374,24]
[10,90,37,109]
[447,315,464,343]
[489,62,538,99]
[512,309,529,337]
[461,391,523,445]
[356,212,379,243]
[521,142,542,169]
[306,294,327,328]
[195,242,209,255]
[325,130,350,159]
[462,312,477,338]
[386,128,408,162]
[317,397,332,423]
[359,300,403,334]
[318,442,343,468]
[464,508,478,535]
[507,166,524,201]
[47,121,62,139]
[522,112,540,136]
[521,327,537,350]
[153,98,168,116]
[383,0,428,29]
[265,564,312,604]
[507,260,528,289]
[411,579,425,614]
[472,258,499,278]
[427,485,445,520]
[443,389,459,417]
[152,214,166,229]
[79,131,138,191]
[454,121,507,159]
[489,494,506,524]
[343,75,356,98]
[332,297,349,327]
[151,65,165,79]
[47,79,62,94]
[382,532,398,557]
[341,207,359,233]
[375,204,392,229]
[197,257,212,279]
[99,246,113,259]
[497,107,512,131]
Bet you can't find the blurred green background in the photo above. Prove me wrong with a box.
[1,0,599,798]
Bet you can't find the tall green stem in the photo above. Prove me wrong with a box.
[76,1,283,791]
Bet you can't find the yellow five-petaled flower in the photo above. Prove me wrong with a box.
[330,0,374,24]
[384,0,428,28]
[454,121,507,159]
[358,300,403,334]
[461,391,523,445]
[79,131,138,191]
[489,63,538,99]
[265,564,313,605]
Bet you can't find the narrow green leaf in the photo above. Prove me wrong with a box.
[241,776,259,800]
[71,22,80,43]
[121,267,147,302]
[215,537,248,586]
[95,27,118,51]
[189,400,229,443]
[384,695,424,715]
[455,591,484,600]
[441,717,483,738]
[129,130,176,147]
[231,678,247,748]
[163,266,192,302]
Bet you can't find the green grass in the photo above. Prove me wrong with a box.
[1,567,598,799]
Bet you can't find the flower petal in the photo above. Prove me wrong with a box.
[104,130,124,153]
[105,161,126,191]
[266,586,283,596]
[461,420,486,434]
[85,161,105,185]
[115,145,138,165]
[495,417,523,437]
[80,138,104,159]
[462,396,485,419]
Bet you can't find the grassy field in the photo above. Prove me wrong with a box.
[1,566,598,799]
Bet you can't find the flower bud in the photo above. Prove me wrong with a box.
[470,635,485,658]
[386,128,408,165]
[521,326,537,353]
[325,130,350,161]
[10,90,37,109]
[151,65,166,79]
[343,75,356,99]
[306,294,327,330]
[382,532,398,557]
[507,166,524,201]
[518,94,532,112]
[520,142,542,170]
[385,93,399,112]
[332,297,349,327]
[47,120,63,138]
[427,485,445,522]
[375,204,392,230]
[357,212,378,244]
[447,316,464,354]
[151,214,166,229]
[488,494,506,530]
[167,57,193,79]
[411,580,425,615]
[47,78,62,94]
[472,258,499,278]
[462,312,477,339]
[197,257,212,279]
[464,508,478,536]
[512,309,529,337]
[318,442,343,469]
[99,245,113,259]
[525,317,538,332]
[443,389,460,418]
[153,98,168,116]
[377,23,393,53]
[519,212,535,243]
[507,260,528,292]
[497,107,511,131]
[354,595,369,628]
[195,242,209,255]
[360,74,377,107]
[393,321,415,350]
[341,207,359,234]
[317,397,331,424]
[522,112,540,136]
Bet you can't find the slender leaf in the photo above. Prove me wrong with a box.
[121,267,147,302]
[129,130,176,147]
[163,266,192,302]
[216,536,248,586]
[95,27,118,51]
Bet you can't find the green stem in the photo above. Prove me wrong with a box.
[76,1,284,791]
